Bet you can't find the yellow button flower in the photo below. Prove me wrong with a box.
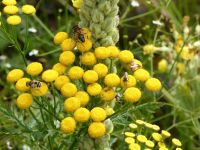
[93,63,108,78]
[125,137,135,144]
[159,148,168,150]
[158,59,168,73]
[61,38,76,51]
[77,39,92,52]
[90,107,107,122]
[59,51,75,65]
[68,66,84,80]
[100,87,116,101]
[152,124,160,131]
[15,78,30,92]
[31,82,48,96]
[108,46,120,58]
[54,75,70,90]
[145,140,155,148]
[16,93,33,109]
[143,44,157,55]
[75,91,90,106]
[124,87,141,102]
[87,83,102,96]
[145,78,162,91]
[129,143,141,150]
[88,122,106,138]
[52,63,67,75]
[42,69,58,82]
[104,106,115,116]
[158,142,166,148]
[83,70,98,84]
[22,5,36,15]
[54,32,68,45]
[134,68,150,82]
[80,52,97,66]
[125,132,135,137]
[7,15,21,25]
[60,117,76,134]
[104,73,120,87]
[172,138,182,147]
[137,135,147,143]
[64,97,80,112]
[61,83,77,97]
[136,119,144,125]
[152,132,162,142]
[7,69,24,82]
[72,0,83,9]
[95,47,110,59]
[129,123,138,129]
[118,50,134,63]
[3,5,18,14]
[121,75,136,88]
[26,62,43,76]
[2,0,16,5]
[161,130,171,138]
[74,107,90,122]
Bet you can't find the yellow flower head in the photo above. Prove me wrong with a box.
[31,82,48,96]
[172,138,182,147]
[129,143,141,150]
[64,97,80,112]
[80,52,97,66]
[152,124,160,131]
[137,135,147,143]
[152,132,162,142]
[15,78,30,92]
[72,0,83,9]
[22,5,36,15]
[104,73,120,87]
[143,44,157,55]
[59,51,75,65]
[87,83,102,96]
[108,46,120,58]
[26,62,43,76]
[118,50,134,63]
[176,63,185,74]
[100,87,116,101]
[2,0,17,5]
[124,87,141,102]
[75,91,90,106]
[134,68,150,82]
[81,28,92,39]
[145,78,162,91]
[7,69,24,82]
[161,130,171,138]
[95,47,110,59]
[121,74,136,88]
[61,83,77,97]
[136,119,145,125]
[90,107,107,122]
[54,75,70,90]
[61,38,76,51]
[74,107,90,122]
[125,137,135,144]
[3,5,18,14]
[125,132,135,137]
[145,140,155,148]
[68,66,84,80]
[158,59,168,73]
[93,63,108,78]
[7,15,21,25]
[60,117,76,134]
[104,106,115,116]
[77,39,92,52]
[16,93,33,109]
[129,123,138,129]
[88,122,106,138]
[52,63,67,75]
[54,32,68,45]
[83,70,98,84]
[42,69,59,82]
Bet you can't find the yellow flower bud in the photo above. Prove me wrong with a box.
[3,5,18,14]
[74,107,90,122]
[22,5,36,15]
[80,52,97,66]
[134,68,150,82]
[158,59,168,73]
[118,50,134,63]
[124,87,141,102]
[87,83,102,96]
[31,82,48,96]
[54,75,70,90]
[77,39,92,52]
[26,62,43,76]
[90,107,107,122]
[108,46,120,58]
[52,63,67,75]
[7,69,24,82]
[88,122,106,138]
[75,91,90,106]
[68,66,84,80]
[15,78,30,92]
[83,70,98,84]
[59,51,75,65]
[64,97,80,112]
[120,75,136,88]
[95,47,110,59]
[60,117,76,133]
[100,87,116,101]
[93,63,108,78]
[42,69,58,82]
[104,73,120,87]
[145,78,162,91]
[54,32,68,45]
[61,83,77,97]
[2,0,16,6]
[16,93,33,109]
[60,38,76,51]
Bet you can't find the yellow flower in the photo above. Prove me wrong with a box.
[118,50,134,63]
[161,130,171,138]
[7,69,24,82]
[125,132,135,137]
[145,140,155,148]
[180,46,194,60]
[152,124,160,131]
[64,97,80,112]
[176,63,185,74]
[88,122,106,138]
[125,137,135,144]
[61,83,77,97]
[26,62,43,76]
[54,32,68,45]
[68,66,84,80]
[60,38,76,51]
[60,117,76,134]
[22,5,36,15]
[100,87,116,101]
[90,107,107,122]
[136,119,144,125]
[59,51,75,66]
[83,70,98,84]
[72,0,83,9]
[77,39,92,52]
[143,44,157,55]
[7,15,21,25]
[87,83,102,96]
[74,107,90,122]
[172,138,182,147]
[104,106,115,116]
[159,148,168,150]
[129,143,141,150]
[124,87,141,102]
[104,73,120,87]
[134,69,150,82]
[82,28,92,39]
[145,78,162,91]
[31,82,48,96]
[95,47,110,59]
[152,132,162,142]
[137,135,147,143]
[80,52,97,66]
[176,148,182,150]
[42,69,59,82]
[3,5,18,14]
[15,78,30,92]
[108,46,120,58]
[2,0,16,5]
[158,59,168,73]
[158,142,166,148]
[93,63,108,78]
[121,75,136,88]
[52,63,67,75]
[16,93,33,109]
[54,75,70,90]
[75,91,90,106]
[129,123,138,129]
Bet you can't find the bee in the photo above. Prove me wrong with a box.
[72,25,85,43]
[26,80,42,89]
[130,61,141,71]
[123,72,129,82]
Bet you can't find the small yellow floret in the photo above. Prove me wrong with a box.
[26,62,43,76]
[129,143,141,150]
[88,122,106,138]
[68,66,84,80]
[172,138,182,147]
[3,5,18,14]
[59,51,75,65]
[2,0,16,6]
[134,69,150,82]
[158,59,168,73]
[137,135,147,143]
[124,87,141,102]
[90,107,107,122]
[83,70,98,84]
[15,78,30,92]
[60,38,76,51]
[129,123,138,129]
[64,97,80,112]
[145,140,155,148]
[108,46,120,58]
[121,75,136,88]
[80,52,97,66]
[74,107,90,122]
[104,73,120,87]
[118,50,134,63]
[60,117,76,133]
[125,132,135,137]
[42,69,58,82]
[52,63,67,75]
[95,47,110,59]
[7,15,21,25]
[77,39,92,52]
[143,44,157,55]
[100,87,116,101]
[31,82,48,96]
[104,106,115,116]
[22,5,36,14]
[152,132,162,142]
[145,78,162,91]
[7,69,24,82]
[72,0,83,9]
[161,130,171,138]
[87,83,102,96]
[16,93,33,109]
[54,32,68,45]
[93,63,108,78]
[75,91,90,106]
[61,83,77,97]
[54,75,70,90]
[125,137,135,144]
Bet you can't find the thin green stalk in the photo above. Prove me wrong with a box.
[29,108,41,124]
[23,15,29,52]
[36,48,60,57]
[51,83,57,115]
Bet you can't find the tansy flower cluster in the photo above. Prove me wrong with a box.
[0,0,36,26]
[124,119,182,150]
